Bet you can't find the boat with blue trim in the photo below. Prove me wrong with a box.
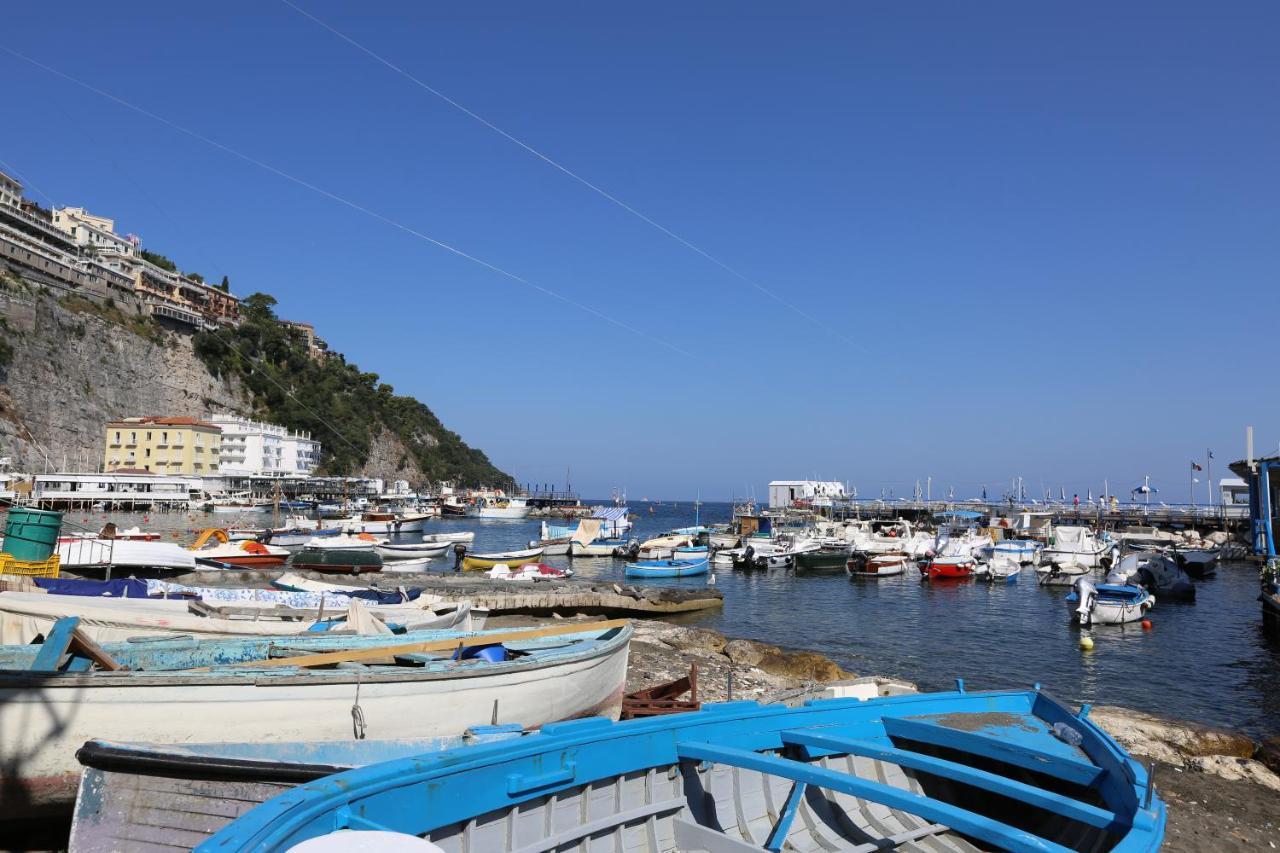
[624,558,710,578]
[198,683,1166,852]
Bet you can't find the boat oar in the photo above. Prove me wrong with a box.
[183,618,631,671]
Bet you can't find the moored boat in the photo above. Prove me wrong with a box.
[468,496,532,519]
[460,546,545,571]
[624,558,710,578]
[920,554,975,580]
[188,528,290,567]
[303,533,383,551]
[290,547,384,574]
[793,546,851,572]
[847,552,908,577]
[338,511,431,535]
[374,541,454,560]
[485,563,573,581]
[199,685,1167,853]
[1042,525,1117,569]
[0,618,632,814]
[1069,577,1155,626]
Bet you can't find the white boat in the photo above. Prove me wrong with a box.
[1069,577,1155,625]
[468,496,532,520]
[0,621,631,813]
[0,591,482,644]
[338,512,431,535]
[55,538,197,573]
[484,563,573,581]
[851,520,932,556]
[973,554,1021,583]
[374,541,453,560]
[421,531,475,545]
[990,539,1043,565]
[1035,559,1092,586]
[528,536,572,556]
[1042,526,1117,569]
[848,553,909,577]
[748,535,822,569]
[304,533,384,551]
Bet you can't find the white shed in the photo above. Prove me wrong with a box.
[768,480,846,509]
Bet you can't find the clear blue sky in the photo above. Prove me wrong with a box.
[5,2,1278,500]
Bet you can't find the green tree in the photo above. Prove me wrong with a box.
[219,275,230,293]
[139,249,177,272]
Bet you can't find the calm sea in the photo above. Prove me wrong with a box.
[83,500,1280,737]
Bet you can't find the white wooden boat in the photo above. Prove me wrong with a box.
[421,531,475,545]
[55,538,197,573]
[375,541,453,560]
[338,512,431,535]
[304,533,384,551]
[528,536,572,556]
[849,553,909,577]
[0,591,481,644]
[0,620,631,813]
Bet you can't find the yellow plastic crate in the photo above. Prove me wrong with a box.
[0,552,61,577]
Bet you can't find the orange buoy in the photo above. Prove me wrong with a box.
[1141,619,1152,630]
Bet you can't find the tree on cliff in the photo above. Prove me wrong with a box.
[193,292,513,488]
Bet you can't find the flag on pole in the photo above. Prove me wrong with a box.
[1191,461,1202,471]
[1208,450,1214,459]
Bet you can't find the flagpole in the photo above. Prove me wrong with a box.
[1206,449,1213,509]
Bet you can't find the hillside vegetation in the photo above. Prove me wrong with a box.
[194,293,512,487]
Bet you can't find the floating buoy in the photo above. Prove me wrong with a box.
[1141,619,1152,630]
[1079,636,1094,651]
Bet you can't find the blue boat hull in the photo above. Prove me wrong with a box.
[202,687,1166,853]
[625,558,709,578]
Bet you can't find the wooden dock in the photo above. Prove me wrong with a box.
[171,569,724,617]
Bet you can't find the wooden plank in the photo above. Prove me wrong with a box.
[70,626,126,671]
[31,616,79,671]
[186,619,630,671]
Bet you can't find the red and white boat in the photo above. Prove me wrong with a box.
[920,554,976,580]
[848,552,909,577]
[484,563,573,581]
[189,529,290,568]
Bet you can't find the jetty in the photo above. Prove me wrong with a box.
[169,568,724,617]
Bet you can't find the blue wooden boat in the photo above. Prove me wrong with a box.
[200,684,1165,852]
[625,558,710,578]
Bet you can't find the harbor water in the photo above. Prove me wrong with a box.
[76,501,1280,738]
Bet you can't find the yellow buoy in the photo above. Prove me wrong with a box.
[1079,636,1094,651]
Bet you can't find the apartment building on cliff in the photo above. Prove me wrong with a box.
[104,417,222,475]
[210,415,321,478]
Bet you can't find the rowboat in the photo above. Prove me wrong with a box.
[290,547,384,574]
[374,541,453,560]
[671,545,709,562]
[201,685,1166,853]
[338,512,431,535]
[625,558,709,578]
[848,552,909,577]
[1068,577,1155,626]
[528,535,572,556]
[571,538,627,557]
[0,589,482,643]
[421,531,475,545]
[793,546,851,573]
[304,533,383,551]
[0,618,631,814]
[71,727,528,851]
[461,546,544,571]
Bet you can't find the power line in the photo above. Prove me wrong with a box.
[1,47,691,357]
[278,0,865,350]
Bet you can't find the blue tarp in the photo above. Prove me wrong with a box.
[360,587,423,604]
[591,506,629,522]
[34,577,151,598]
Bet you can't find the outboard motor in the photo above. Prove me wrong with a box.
[1072,577,1098,626]
[453,543,467,570]
[741,545,755,569]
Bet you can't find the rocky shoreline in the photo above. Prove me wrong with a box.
[597,618,1278,852]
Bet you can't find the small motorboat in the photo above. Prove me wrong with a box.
[1108,552,1196,601]
[672,545,710,563]
[848,552,908,577]
[460,546,545,572]
[188,529,290,568]
[625,558,710,578]
[1035,559,1091,586]
[973,554,1021,583]
[991,538,1043,565]
[304,533,384,551]
[1042,525,1117,569]
[338,511,431,535]
[290,547,384,574]
[1068,577,1155,626]
[485,563,573,581]
[920,554,976,580]
[374,541,454,560]
[528,536,572,556]
[792,546,851,573]
[203,685,1167,853]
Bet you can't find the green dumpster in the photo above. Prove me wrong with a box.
[2,508,64,562]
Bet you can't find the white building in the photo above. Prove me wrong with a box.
[0,171,22,210]
[767,480,847,509]
[210,415,321,477]
[1220,477,1249,507]
[32,472,200,508]
[51,206,139,258]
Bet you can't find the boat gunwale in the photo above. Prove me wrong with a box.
[0,624,632,688]
[197,686,1162,853]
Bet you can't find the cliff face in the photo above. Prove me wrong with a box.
[0,278,243,472]
[0,271,511,486]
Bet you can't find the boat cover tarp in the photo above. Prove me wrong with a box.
[1053,526,1088,549]
[34,577,150,598]
[571,518,604,547]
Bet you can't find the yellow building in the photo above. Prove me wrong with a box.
[104,417,221,475]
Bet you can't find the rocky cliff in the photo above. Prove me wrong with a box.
[0,270,511,486]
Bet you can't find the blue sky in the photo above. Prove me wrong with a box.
[4,2,1278,499]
